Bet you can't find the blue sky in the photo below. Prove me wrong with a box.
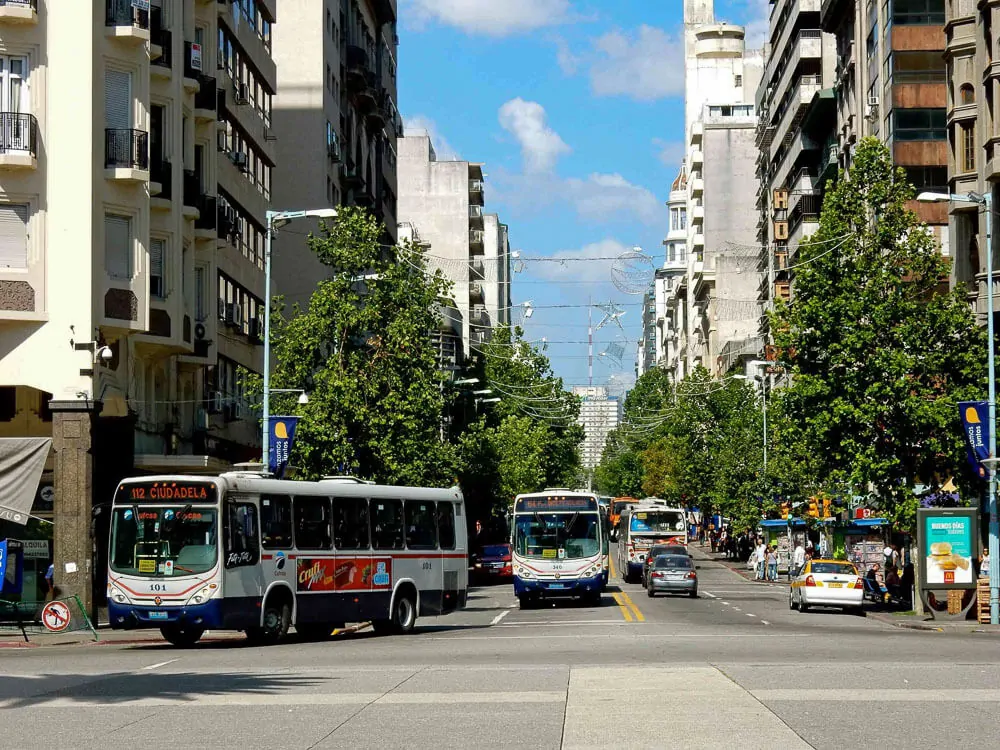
[398,0,767,389]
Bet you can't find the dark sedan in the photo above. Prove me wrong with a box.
[641,543,691,586]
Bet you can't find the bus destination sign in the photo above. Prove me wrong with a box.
[516,496,598,513]
[116,481,218,503]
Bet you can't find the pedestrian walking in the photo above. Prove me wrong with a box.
[792,541,805,580]
[44,561,55,602]
[766,546,778,582]
[754,541,767,581]
[883,543,894,570]
[981,548,991,580]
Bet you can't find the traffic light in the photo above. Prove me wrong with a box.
[822,497,832,519]
[780,502,790,520]
[807,497,819,518]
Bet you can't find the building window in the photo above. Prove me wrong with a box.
[0,203,28,269]
[735,74,742,87]
[104,214,132,279]
[960,84,975,105]
[891,0,945,25]
[671,208,687,231]
[904,166,948,193]
[0,55,30,115]
[892,108,946,141]
[962,122,976,172]
[104,69,132,130]
[150,237,166,298]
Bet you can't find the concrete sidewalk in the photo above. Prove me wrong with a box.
[0,627,246,649]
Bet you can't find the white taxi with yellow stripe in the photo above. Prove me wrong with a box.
[789,559,865,614]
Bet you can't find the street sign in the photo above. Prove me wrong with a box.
[41,600,71,632]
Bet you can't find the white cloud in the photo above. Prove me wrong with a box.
[742,0,770,50]
[526,239,633,284]
[498,98,572,173]
[403,115,460,161]
[565,173,662,225]
[588,25,685,102]
[406,0,572,37]
[652,138,685,169]
[553,35,582,75]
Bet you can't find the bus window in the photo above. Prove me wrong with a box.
[294,496,332,550]
[333,497,369,550]
[261,495,293,549]
[405,500,437,550]
[225,502,260,568]
[437,502,456,550]
[371,499,404,550]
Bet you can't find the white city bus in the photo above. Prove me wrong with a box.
[511,490,607,608]
[617,501,688,583]
[107,473,467,646]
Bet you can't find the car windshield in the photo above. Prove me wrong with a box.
[110,506,219,577]
[655,556,692,569]
[811,562,857,575]
[514,512,600,559]
[630,510,685,533]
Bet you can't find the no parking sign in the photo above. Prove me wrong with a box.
[41,600,71,632]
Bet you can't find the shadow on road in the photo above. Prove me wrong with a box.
[2,671,330,709]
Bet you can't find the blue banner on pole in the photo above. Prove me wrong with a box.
[959,401,990,480]
[267,416,300,478]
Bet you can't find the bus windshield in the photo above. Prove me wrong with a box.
[630,510,685,534]
[514,512,600,560]
[109,506,218,577]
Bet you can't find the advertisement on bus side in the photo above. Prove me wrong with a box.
[296,557,393,592]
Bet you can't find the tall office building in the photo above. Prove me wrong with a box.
[0,0,276,612]
[271,0,401,312]
[396,134,511,366]
[573,386,623,471]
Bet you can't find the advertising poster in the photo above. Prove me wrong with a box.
[918,508,978,589]
[296,557,393,593]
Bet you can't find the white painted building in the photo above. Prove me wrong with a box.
[573,386,622,471]
[396,134,511,364]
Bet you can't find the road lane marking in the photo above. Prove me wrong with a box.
[761,620,771,625]
[609,554,616,580]
[499,620,626,626]
[746,613,756,617]
[141,659,179,671]
[427,633,811,641]
[702,592,717,599]
[490,609,511,626]
[612,592,633,622]
[732,607,742,612]
[618,591,646,623]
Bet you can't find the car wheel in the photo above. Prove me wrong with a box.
[647,586,655,598]
[789,591,796,610]
[799,599,809,613]
[689,589,698,599]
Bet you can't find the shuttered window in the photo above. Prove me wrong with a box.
[0,204,28,269]
[105,214,132,279]
[150,238,165,298]
[104,69,131,129]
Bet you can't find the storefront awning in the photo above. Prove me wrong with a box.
[0,438,52,526]
[847,518,887,528]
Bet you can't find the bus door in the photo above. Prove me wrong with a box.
[404,499,442,616]
[332,496,372,623]
[222,495,264,629]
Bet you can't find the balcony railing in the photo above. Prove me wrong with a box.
[105,128,149,170]
[106,0,149,30]
[151,28,172,68]
[0,112,38,156]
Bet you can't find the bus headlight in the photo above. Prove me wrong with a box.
[516,567,534,579]
[108,586,129,604]
[187,586,216,606]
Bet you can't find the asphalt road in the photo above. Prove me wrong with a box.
[3,546,1000,749]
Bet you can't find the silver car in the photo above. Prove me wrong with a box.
[646,554,698,598]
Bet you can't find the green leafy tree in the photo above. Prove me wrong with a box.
[771,137,987,526]
[263,207,456,484]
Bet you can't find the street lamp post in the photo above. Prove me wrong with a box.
[262,208,338,472]
[917,191,997,624]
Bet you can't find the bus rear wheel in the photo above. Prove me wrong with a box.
[160,625,204,648]
[374,591,417,635]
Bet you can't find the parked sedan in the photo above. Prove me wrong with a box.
[472,543,513,584]
[789,560,864,614]
[646,554,698,598]
[641,543,691,586]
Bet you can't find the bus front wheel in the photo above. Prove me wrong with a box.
[246,599,290,645]
[374,590,417,635]
[160,625,204,648]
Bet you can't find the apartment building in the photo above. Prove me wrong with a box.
[755,0,837,348]
[271,0,400,311]
[396,134,511,364]
[943,2,995,319]
[0,0,275,613]
[572,386,622,471]
[664,1,764,378]
[638,283,657,377]
[820,0,948,248]
[660,166,690,381]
